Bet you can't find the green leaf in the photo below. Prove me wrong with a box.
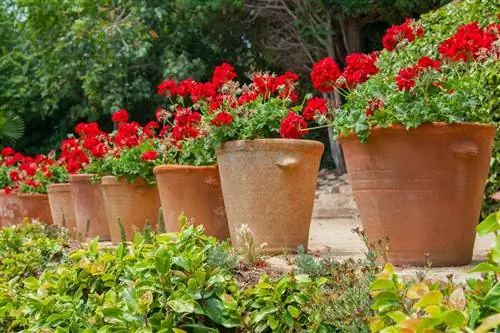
[167,298,194,314]
[413,290,443,309]
[155,248,172,275]
[476,212,500,236]
[123,287,139,313]
[440,310,467,328]
[388,311,407,323]
[468,263,500,274]
[370,278,395,291]
[287,305,300,319]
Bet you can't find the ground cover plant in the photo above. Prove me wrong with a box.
[0,209,498,332]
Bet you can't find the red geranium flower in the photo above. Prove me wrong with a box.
[341,52,379,89]
[280,111,309,139]
[9,170,21,181]
[112,109,129,123]
[417,56,442,72]
[190,82,217,103]
[311,57,341,93]
[395,66,418,91]
[157,79,177,97]
[141,151,158,161]
[1,147,14,157]
[212,63,237,88]
[303,97,328,121]
[238,91,258,105]
[210,111,233,126]
[438,22,497,62]
[177,78,196,97]
[252,73,277,97]
[382,18,424,51]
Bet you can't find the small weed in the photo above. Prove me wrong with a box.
[206,243,239,271]
[236,224,265,266]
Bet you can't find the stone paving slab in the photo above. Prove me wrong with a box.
[306,218,494,282]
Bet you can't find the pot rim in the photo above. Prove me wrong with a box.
[47,183,71,193]
[217,138,324,153]
[69,173,95,183]
[153,164,217,175]
[16,192,49,198]
[101,175,152,186]
[339,121,496,143]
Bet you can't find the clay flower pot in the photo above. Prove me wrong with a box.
[153,165,229,240]
[17,192,53,224]
[69,174,110,241]
[47,183,77,232]
[216,139,324,253]
[339,122,496,266]
[100,176,160,243]
[0,190,22,227]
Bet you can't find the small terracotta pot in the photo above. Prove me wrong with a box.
[47,183,77,232]
[17,192,53,224]
[216,139,324,253]
[69,174,110,241]
[339,122,496,266]
[100,176,160,243]
[0,190,22,227]
[153,164,229,240]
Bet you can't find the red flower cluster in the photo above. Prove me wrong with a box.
[303,97,328,121]
[340,52,379,89]
[157,79,177,97]
[210,111,233,127]
[141,151,158,161]
[1,149,59,193]
[1,147,14,157]
[438,22,498,62]
[395,56,442,91]
[112,109,129,123]
[212,63,237,88]
[279,111,309,139]
[382,18,424,51]
[310,57,341,92]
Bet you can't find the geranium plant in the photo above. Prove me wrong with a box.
[310,16,500,142]
[0,148,69,194]
[156,63,317,151]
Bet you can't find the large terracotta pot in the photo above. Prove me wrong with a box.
[101,176,160,243]
[47,183,77,232]
[339,122,496,266]
[0,190,22,227]
[69,174,110,241]
[216,139,324,253]
[153,165,229,240]
[17,193,53,224]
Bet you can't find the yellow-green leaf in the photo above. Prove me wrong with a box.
[413,291,443,309]
[406,282,429,299]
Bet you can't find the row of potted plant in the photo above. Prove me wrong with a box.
[1,11,499,266]
[0,65,325,252]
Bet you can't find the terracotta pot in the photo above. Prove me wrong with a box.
[0,190,22,227]
[153,165,229,240]
[17,193,53,224]
[216,139,324,253]
[47,183,77,232]
[339,122,496,266]
[101,176,160,243]
[69,174,110,241]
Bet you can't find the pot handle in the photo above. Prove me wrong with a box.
[275,157,300,170]
[450,140,478,159]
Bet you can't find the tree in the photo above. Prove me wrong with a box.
[0,0,261,153]
[244,0,450,171]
